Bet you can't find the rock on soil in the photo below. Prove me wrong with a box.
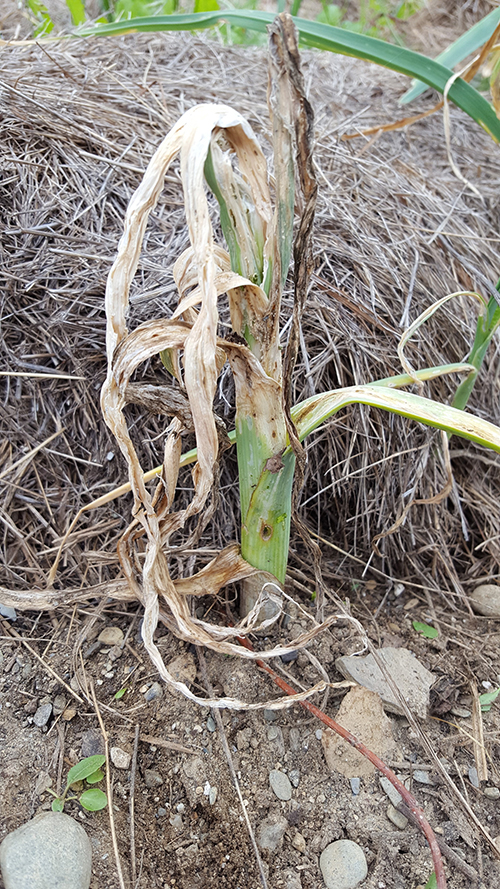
[336,647,435,718]
[321,685,395,778]
[319,839,368,889]
[0,811,91,889]
[269,769,292,801]
[471,584,500,618]
[256,814,288,851]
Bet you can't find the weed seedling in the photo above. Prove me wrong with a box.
[47,754,108,813]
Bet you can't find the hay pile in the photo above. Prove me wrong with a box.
[1,29,499,628]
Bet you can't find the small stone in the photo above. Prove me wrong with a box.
[289,728,300,752]
[379,776,402,808]
[209,786,218,805]
[80,729,104,758]
[280,650,298,664]
[144,769,163,789]
[413,770,432,785]
[450,706,471,718]
[169,814,183,830]
[144,682,162,703]
[336,647,435,718]
[289,770,300,788]
[264,708,279,722]
[157,808,167,818]
[484,787,500,800]
[470,584,500,618]
[206,716,216,733]
[98,626,124,646]
[33,703,52,728]
[350,777,361,796]
[52,695,66,716]
[468,766,480,789]
[82,641,101,659]
[62,708,77,721]
[292,831,306,853]
[320,839,368,889]
[267,726,279,741]
[0,811,92,889]
[269,769,292,801]
[110,747,131,770]
[257,814,288,851]
[386,803,408,830]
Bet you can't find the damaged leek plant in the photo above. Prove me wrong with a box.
[100,14,500,710]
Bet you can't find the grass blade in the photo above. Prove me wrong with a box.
[77,12,500,142]
[401,7,500,104]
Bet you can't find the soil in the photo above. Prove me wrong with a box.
[2,595,500,888]
[2,4,500,889]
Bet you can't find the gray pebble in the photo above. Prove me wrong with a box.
[264,708,279,722]
[0,811,91,889]
[52,695,66,717]
[110,747,131,770]
[33,703,52,728]
[257,814,288,851]
[267,726,279,741]
[484,787,500,800]
[269,769,292,801]
[468,767,480,789]
[144,769,163,789]
[209,786,218,805]
[82,641,101,659]
[386,803,408,830]
[450,706,471,718]
[413,770,432,785]
[206,716,216,733]
[470,584,500,618]
[379,775,402,807]
[289,769,300,788]
[169,814,183,831]
[350,777,361,796]
[80,729,104,758]
[289,727,300,752]
[320,839,368,889]
[145,682,162,702]
[157,808,167,817]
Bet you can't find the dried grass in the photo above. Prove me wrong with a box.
[1,30,499,657]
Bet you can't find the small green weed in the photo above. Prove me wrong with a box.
[46,754,108,813]
[412,621,439,640]
[479,687,500,712]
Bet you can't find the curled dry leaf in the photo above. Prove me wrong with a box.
[99,101,330,709]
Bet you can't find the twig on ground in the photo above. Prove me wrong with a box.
[470,680,488,783]
[129,723,140,888]
[196,647,269,889]
[397,802,478,881]
[89,681,127,889]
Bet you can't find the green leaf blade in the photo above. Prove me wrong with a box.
[401,8,500,104]
[51,798,64,812]
[479,687,500,711]
[67,755,106,786]
[413,620,439,639]
[86,769,105,784]
[77,12,500,143]
[79,788,108,811]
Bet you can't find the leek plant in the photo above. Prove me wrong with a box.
[99,14,500,708]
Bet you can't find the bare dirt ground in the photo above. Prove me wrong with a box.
[2,4,500,888]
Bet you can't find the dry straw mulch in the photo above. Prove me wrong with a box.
[1,29,499,643]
